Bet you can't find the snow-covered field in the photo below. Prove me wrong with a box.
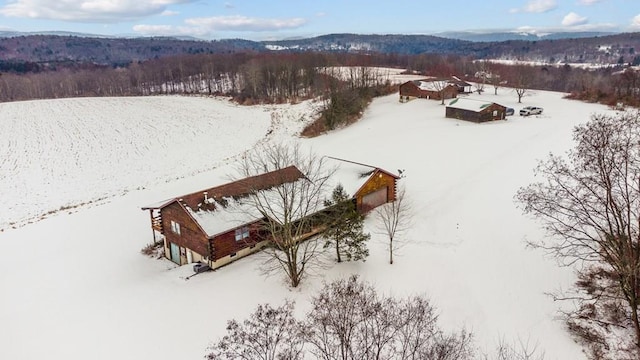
[0,87,617,360]
[0,96,317,230]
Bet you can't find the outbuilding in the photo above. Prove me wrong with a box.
[445,98,508,123]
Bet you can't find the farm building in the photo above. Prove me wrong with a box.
[399,79,458,102]
[142,159,399,269]
[445,98,508,123]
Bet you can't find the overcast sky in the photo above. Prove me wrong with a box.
[0,0,638,40]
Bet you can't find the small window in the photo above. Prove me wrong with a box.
[493,110,498,117]
[230,252,237,258]
[234,226,250,241]
[171,220,181,235]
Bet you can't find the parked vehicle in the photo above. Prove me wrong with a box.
[520,106,543,116]
[505,107,514,116]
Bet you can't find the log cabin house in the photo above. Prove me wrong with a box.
[142,159,399,269]
[445,98,508,123]
[399,79,459,103]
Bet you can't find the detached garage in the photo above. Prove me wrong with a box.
[445,98,507,123]
[325,157,400,212]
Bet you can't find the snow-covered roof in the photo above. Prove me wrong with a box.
[143,165,306,237]
[189,177,326,237]
[446,97,504,112]
[145,159,397,237]
[142,165,305,211]
[186,197,262,237]
[415,80,449,91]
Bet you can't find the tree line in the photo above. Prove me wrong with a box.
[1,51,638,108]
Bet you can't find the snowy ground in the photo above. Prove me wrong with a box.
[0,96,318,230]
[0,87,618,360]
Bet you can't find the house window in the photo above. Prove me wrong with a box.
[235,226,250,241]
[171,220,181,235]
[493,110,498,117]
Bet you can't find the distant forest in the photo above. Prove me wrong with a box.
[0,33,639,108]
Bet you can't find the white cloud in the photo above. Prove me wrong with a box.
[134,15,308,38]
[577,0,603,4]
[562,12,588,26]
[132,24,207,37]
[512,0,558,13]
[632,14,640,29]
[160,10,179,16]
[185,15,307,31]
[0,0,195,22]
[516,22,617,34]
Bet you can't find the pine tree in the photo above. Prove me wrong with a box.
[323,184,370,262]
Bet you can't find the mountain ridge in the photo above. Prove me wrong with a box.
[0,31,638,67]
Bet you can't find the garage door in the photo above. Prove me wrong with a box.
[362,187,388,211]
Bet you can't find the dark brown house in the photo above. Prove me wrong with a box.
[142,166,305,267]
[445,98,508,123]
[399,79,459,102]
[142,160,399,269]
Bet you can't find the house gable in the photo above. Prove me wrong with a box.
[161,201,210,258]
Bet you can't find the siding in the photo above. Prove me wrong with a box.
[446,104,507,123]
[161,202,209,257]
[210,222,263,261]
[354,170,397,211]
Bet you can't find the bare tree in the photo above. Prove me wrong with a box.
[375,187,412,264]
[305,275,473,360]
[516,111,640,354]
[510,65,535,103]
[206,301,305,360]
[488,337,545,360]
[238,143,334,287]
[430,79,452,105]
[207,276,474,360]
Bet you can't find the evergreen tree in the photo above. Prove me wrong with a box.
[323,184,370,262]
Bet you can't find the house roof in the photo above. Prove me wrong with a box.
[446,98,505,112]
[142,165,305,211]
[449,77,472,87]
[411,79,453,92]
[143,160,398,238]
[143,165,306,238]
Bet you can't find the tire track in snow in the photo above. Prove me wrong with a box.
[0,96,280,231]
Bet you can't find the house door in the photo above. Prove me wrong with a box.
[362,187,388,211]
[169,243,181,264]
